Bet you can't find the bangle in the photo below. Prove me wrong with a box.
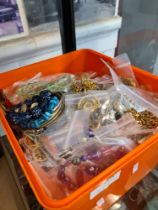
[6,90,65,132]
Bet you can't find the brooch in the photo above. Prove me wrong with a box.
[71,75,98,93]
[77,96,100,112]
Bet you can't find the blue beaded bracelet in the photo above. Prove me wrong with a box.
[6,90,63,130]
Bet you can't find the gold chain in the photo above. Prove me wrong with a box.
[127,108,158,129]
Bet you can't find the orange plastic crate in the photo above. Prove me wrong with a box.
[1,49,158,210]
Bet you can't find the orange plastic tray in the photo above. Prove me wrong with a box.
[1,49,158,210]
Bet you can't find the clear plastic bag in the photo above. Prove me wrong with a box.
[94,113,140,139]
[132,87,158,107]
[56,137,136,192]
[80,71,98,79]
[87,88,145,130]
[3,73,75,105]
[20,134,136,197]
[100,136,136,151]
[94,113,157,144]
[90,74,114,90]
[39,110,90,156]
[127,129,157,144]
[19,135,70,199]
[65,87,116,113]
[3,73,42,105]
[71,136,136,161]
[65,87,127,131]
[62,110,90,150]
[19,135,56,164]
[118,85,158,116]
[21,134,75,199]
[66,87,146,131]
[29,161,68,199]
[112,53,138,87]
[101,58,158,117]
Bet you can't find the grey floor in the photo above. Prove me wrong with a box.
[0,157,18,210]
